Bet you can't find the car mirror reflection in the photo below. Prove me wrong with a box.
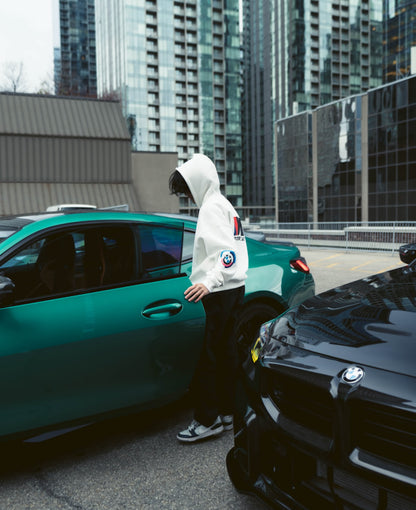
[0,275,16,307]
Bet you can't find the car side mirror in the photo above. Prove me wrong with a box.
[399,243,416,265]
[0,276,15,307]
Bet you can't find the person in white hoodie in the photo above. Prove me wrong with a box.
[169,153,248,443]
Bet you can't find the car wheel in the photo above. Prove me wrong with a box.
[235,302,281,362]
[226,446,252,493]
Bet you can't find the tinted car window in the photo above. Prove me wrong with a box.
[139,225,183,279]
[79,227,136,288]
[98,226,136,285]
[182,230,194,262]
[0,232,76,300]
[0,225,138,301]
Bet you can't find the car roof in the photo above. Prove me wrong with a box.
[1,209,196,225]
[0,210,274,249]
[0,210,198,250]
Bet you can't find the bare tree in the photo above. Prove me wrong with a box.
[99,90,121,101]
[1,61,27,92]
[37,70,55,95]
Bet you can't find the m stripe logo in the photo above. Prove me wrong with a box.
[234,216,244,237]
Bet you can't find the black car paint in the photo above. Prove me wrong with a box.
[278,270,416,376]
[228,247,416,509]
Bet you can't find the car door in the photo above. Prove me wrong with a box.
[136,222,205,400]
[0,221,205,439]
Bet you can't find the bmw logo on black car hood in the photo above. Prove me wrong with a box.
[342,366,364,384]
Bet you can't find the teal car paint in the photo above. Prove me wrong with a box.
[0,211,314,441]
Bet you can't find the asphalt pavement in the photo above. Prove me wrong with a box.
[0,248,405,510]
[301,247,404,294]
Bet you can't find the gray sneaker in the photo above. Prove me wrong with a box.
[177,416,224,443]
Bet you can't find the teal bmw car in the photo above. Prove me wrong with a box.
[0,210,314,441]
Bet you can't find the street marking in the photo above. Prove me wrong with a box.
[351,261,373,271]
[309,254,342,265]
[326,263,340,268]
[376,264,405,273]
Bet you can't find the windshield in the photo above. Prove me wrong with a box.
[0,230,16,244]
[0,216,39,245]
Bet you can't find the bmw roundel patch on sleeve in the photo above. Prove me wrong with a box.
[220,250,236,268]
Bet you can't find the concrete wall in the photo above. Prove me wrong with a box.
[131,151,180,213]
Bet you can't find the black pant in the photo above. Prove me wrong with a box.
[192,285,245,427]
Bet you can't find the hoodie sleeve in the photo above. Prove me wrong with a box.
[195,202,243,292]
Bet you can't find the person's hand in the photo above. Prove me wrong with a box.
[184,283,210,303]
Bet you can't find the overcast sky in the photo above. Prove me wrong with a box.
[0,0,56,92]
[0,0,243,93]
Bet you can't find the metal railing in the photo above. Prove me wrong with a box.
[178,205,416,254]
[242,221,416,254]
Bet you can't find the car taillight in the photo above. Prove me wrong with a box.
[290,257,310,273]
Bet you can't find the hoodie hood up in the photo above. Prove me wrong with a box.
[176,154,220,208]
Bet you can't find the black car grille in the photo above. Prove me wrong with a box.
[263,367,416,473]
[259,364,416,508]
[264,369,335,438]
[351,401,416,471]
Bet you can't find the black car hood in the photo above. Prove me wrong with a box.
[277,265,416,377]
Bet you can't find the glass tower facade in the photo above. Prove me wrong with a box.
[242,0,384,208]
[95,0,242,207]
[277,96,363,223]
[58,0,97,96]
[368,77,416,220]
[276,112,313,222]
[383,0,416,82]
[276,75,416,223]
[242,0,274,210]
[315,96,362,222]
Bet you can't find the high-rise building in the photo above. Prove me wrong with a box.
[95,0,243,208]
[384,0,416,82]
[53,47,62,93]
[276,75,416,223]
[242,0,384,209]
[58,0,97,97]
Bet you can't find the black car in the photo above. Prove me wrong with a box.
[227,243,416,510]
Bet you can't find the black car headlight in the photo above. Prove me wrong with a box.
[251,316,293,364]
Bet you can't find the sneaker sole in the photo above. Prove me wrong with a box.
[177,424,224,443]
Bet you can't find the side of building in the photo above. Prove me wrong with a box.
[95,0,243,208]
[58,0,97,96]
[276,75,416,223]
[384,0,416,82]
[0,93,179,216]
[242,0,384,210]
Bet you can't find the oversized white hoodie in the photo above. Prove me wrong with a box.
[177,154,248,293]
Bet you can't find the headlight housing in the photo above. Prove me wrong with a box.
[251,316,294,364]
[251,321,271,363]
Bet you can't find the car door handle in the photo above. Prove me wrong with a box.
[142,300,183,319]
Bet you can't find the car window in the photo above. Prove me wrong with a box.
[0,225,138,302]
[138,224,183,279]
[182,230,194,262]
[0,232,77,300]
[98,226,136,285]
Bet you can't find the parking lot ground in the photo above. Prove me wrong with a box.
[301,248,405,294]
[0,396,269,510]
[0,248,407,510]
